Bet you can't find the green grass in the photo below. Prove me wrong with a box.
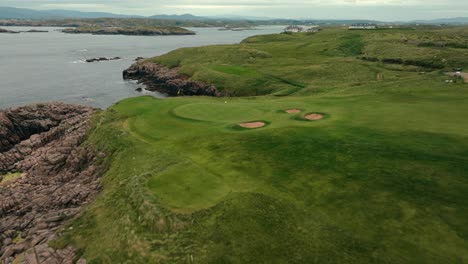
[58,90,468,263]
[56,27,468,263]
[0,172,21,184]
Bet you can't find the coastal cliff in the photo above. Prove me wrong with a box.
[0,103,104,264]
[123,62,221,96]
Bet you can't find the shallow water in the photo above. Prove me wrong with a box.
[0,26,283,109]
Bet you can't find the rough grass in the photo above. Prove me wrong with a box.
[54,27,468,263]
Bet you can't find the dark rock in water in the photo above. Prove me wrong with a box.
[123,62,221,97]
[134,57,146,61]
[0,103,105,264]
[135,87,143,92]
[86,58,98,63]
[24,29,48,33]
[85,57,121,63]
[0,28,19,34]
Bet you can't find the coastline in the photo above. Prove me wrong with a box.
[123,61,221,97]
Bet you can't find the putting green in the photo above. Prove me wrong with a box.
[172,102,265,122]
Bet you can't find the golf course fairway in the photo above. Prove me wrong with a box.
[53,28,468,263]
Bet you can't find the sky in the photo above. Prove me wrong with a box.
[1,0,468,21]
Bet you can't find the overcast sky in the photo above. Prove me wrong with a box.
[1,0,467,21]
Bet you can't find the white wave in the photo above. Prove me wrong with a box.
[71,60,86,64]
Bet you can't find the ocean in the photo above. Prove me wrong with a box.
[0,26,283,109]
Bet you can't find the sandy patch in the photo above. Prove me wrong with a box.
[285,109,301,114]
[461,72,468,83]
[239,122,266,128]
[304,113,323,121]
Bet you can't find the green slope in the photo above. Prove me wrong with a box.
[53,27,468,263]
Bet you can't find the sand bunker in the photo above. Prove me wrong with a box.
[285,109,301,114]
[239,122,266,128]
[304,113,323,120]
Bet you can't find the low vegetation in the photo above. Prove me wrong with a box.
[55,27,468,263]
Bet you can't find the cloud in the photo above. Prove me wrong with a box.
[0,0,467,19]
[40,3,108,9]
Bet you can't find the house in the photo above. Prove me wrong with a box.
[349,23,377,30]
[284,26,304,33]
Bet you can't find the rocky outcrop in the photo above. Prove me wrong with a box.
[123,62,221,97]
[0,103,90,154]
[0,28,19,34]
[0,103,104,264]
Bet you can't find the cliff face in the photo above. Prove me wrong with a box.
[0,103,104,264]
[123,62,221,97]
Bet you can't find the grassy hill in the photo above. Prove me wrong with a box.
[53,27,468,263]
[148,27,468,96]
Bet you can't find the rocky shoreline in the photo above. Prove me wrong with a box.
[0,103,104,264]
[123,61,221,96]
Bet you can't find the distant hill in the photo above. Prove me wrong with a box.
[412,17,468,24]
[149,14,207,21]
[206,15,275,21]
[0,6,141,19]
[1,6,468,25]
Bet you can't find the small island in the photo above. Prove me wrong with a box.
[62,26,195,36]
